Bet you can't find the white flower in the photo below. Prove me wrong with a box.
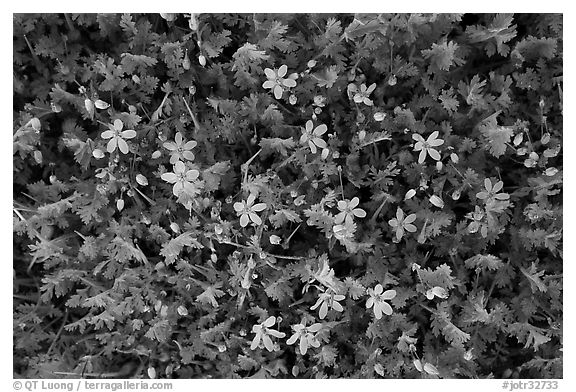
[300,120,328,154]
[233,194,267,227]
[366,284,396,319]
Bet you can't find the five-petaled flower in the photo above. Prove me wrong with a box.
[300,120,328,154]
[366,284,396,319]
[101,119,136,154]
[250,316,286,352]
[335,197,366,225]
[412,131,444,164]
[476,178,509,203]
[163,132,197,164]
[161,161,200,197]
[262,65,298,99]
[233,194,267,227]
[310,290,345,319]
[286,321,323,355]
[349,83,377,106]
[388,207,417,241]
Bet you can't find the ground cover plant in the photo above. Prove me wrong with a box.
[13,13,563,379]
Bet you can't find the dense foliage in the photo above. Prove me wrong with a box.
[13,13,563,379]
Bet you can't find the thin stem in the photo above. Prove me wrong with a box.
[183,94,201,131]
[46,310,69,357]
[338,166,345,200]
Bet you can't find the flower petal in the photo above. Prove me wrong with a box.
[175,132,183,145]
[173,182,184,196]
[184,140,197,150]
[164,141,177,151]
[404,223,417,233]
[233,202,244,212]
[247,194,256,206]
[319,302,328,319]
[107,138,117,153]
[374,284,383,295]
[286,334,298,345]
[273,85,283,99]
[428,138,444,147]
[313,138,327,149]
[252,203,267,212]
[113,119,123,131]
[278,64,287,77]
[263,316,276,327]
[121,130,136,139]
[334,212,346,225]
[174,161,186,174]
[493,180,503,193]
[249,212,262,225]
[428,131,439,141]
[182,151,195,161]
[169,154,180,165]
[353,208,366,218]
[262,335,274,351]
[250,334,261,350]
[299,337,308,355]
[282,78,297,88]
[412,133,425,143]
[404,214,416,224]
[101,130,115,139]
[239,213,249,227]
[264,68,276,79]
[314,124,327,136]
[381,289,397,300]
[349,197,359,208]
[366,297,374,308]
[309,141,317,154]
[373,303,383,319]
[262,80,275,89]
[428,148,441,161]
[186,169,199,181]
[332,301,343,312]
[484,178,492,192]
[380,301,393,316]
[418,149,427,164]
[161,173,177,183]
[268,330,286,338]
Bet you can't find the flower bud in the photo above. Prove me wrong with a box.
[198,54,206,67]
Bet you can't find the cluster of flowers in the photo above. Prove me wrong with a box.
[250,283,396,355]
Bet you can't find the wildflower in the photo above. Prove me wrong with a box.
[300,120,327,153]
[425,286,449,300]
[429,195,444,209]
[333,221,356,242]
[412,131,444,164]
[365,284,396,319]
[466,206,488,237]
[310,290,345,319]
[233,194,267,227]
[163,132,197,164]
[101,119,137,154]
[286,321,323,355]
[388,207,417,241]
[250,316,286,352]
[476,178,509,203]
[335,197,366,225]
[349,83,377,106]
[313,95,326,108]
[269,234,281,245]
[262,65,298,99]
[160,161,200,197]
